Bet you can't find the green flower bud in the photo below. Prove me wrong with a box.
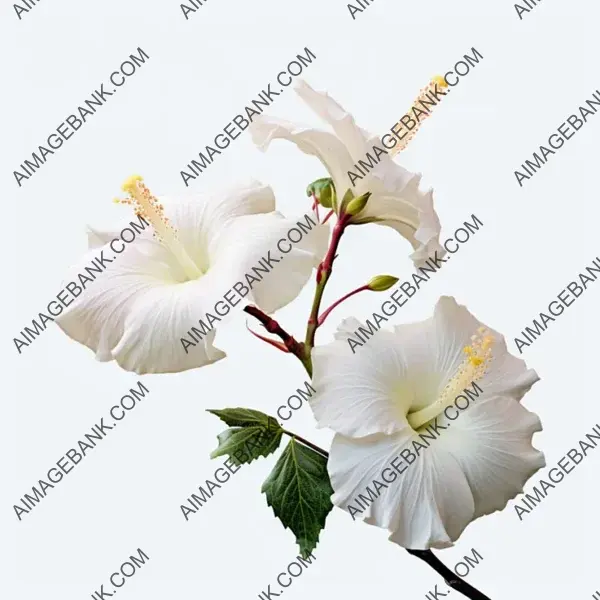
[367,275,399,292]
[345,192,371,217]
[306,178,336,208]
[319,181,336,209]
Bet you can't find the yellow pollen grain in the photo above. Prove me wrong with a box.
[122,174,143,195]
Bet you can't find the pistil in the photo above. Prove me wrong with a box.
[115,175,203,280]
[389,75,449,156]
[407,327,494,430]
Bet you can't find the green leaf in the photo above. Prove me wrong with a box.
[207,407,279,429]
[210,425,283,465]
[262,438,333,558]
[207,408,283,466]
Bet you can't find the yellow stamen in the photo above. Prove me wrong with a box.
[114,175,203,280]
[389,75,449,157]
[406,327,494,430]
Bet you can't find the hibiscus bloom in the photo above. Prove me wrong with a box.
[250,79,443,267]
[309,296,544,549]
[56,177,329,375]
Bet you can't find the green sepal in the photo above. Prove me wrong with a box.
[346,191,371,217]
[339,188,354,215]
[262,438,334,558]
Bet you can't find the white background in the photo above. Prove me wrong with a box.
[2,0,599,598]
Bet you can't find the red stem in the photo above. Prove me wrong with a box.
[243,305,310,371]
[304,213,351,354]
[318,285,369,326]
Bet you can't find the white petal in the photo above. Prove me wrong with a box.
[153,179,276,272]
[86,226,117,249]
[310,307,465,437]
[55,235,224,373]
[211,211,330,314]
[250,115,354,199]
[436,394,545,519]
[432,296,541,400]
[294,79,372,162]
[311,324,428,438]
[111,267,232,374]
[333,317,364,341]
[352,172,443,269]
[328,431,475,550]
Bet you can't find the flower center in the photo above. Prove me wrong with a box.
[114,175,204,280]
[406,327,494,430]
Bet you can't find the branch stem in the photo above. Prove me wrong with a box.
[304,213,351,369]
[243,305,311,373]
[406,549,492,600]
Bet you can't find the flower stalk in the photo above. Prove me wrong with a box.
[318,285,369,326]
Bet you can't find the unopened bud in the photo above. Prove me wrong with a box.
[319,181,336,209]
[346,192,371,217]
[306,178,336,209]
[367,275,399,292]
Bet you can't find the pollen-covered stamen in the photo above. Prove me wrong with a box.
[406,327,494,430]
[389,75,449,157]
[115,175,203,280]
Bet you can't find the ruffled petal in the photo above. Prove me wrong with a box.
[294,79,372,163]
[328,431,475,550]
[431,297,541,400]
[111,266,232,374]
[360,186,444,268]
[55,235,216,371]
[435,394,545,519]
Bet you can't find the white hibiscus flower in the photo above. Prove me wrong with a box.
[250,79,443,268]
[309,296,544,550]
[56,176,329,375]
